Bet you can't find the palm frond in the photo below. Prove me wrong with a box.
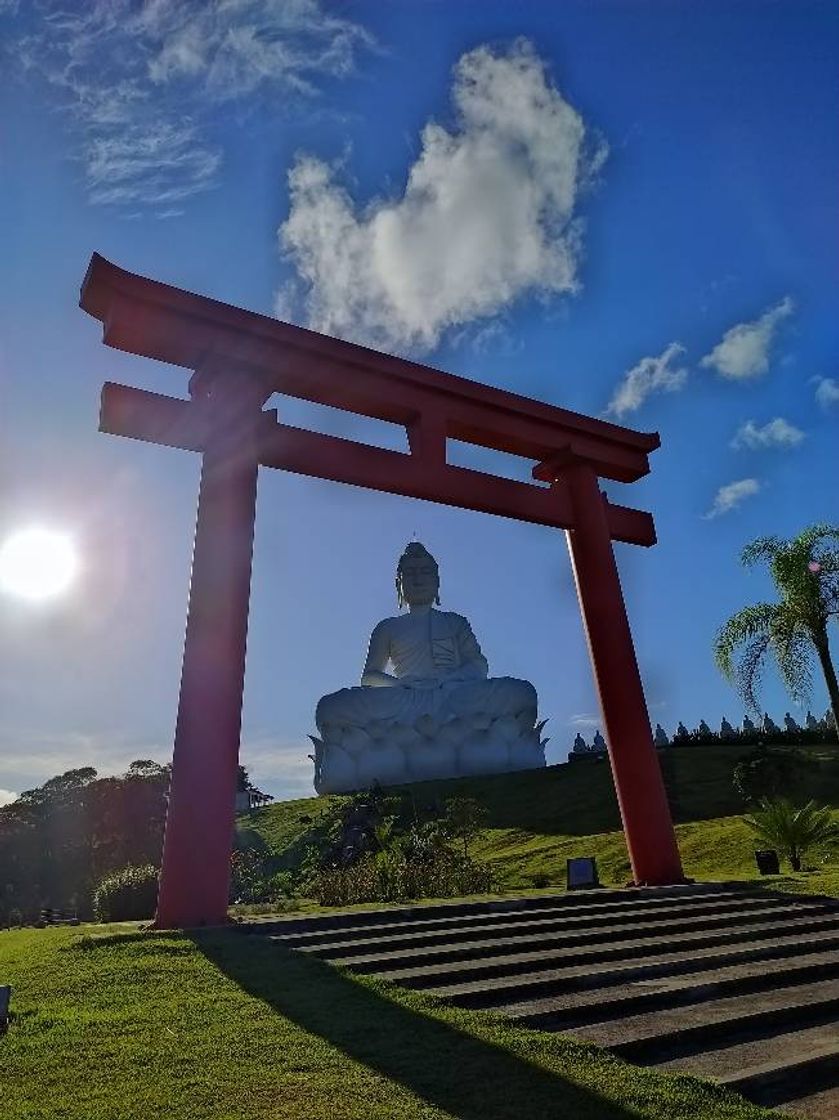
[770,613,814,704]
[714,602,779,680]
[741,536,782,568]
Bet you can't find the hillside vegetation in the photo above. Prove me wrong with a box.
[239,743,839,894]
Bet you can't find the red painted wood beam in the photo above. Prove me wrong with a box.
[100,382,657,546]
[81,254,660,484]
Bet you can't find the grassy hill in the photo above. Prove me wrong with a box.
[239,742,839,896]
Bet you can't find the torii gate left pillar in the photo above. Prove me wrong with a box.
[81,254,684,930]
[155,375,270,927]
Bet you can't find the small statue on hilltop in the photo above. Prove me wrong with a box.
[591,730,607,754]
[742,715,756,733]
[653,723,669,747]
[697,719,712,737]
[784,712,800,734]
[806,710,819,731]
[763,713,780,734]
[720,716,736,738]
[675,721,690,740]
[572,733,588,754]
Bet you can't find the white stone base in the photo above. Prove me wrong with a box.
[310,720,547,794]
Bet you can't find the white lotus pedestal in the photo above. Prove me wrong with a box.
[311,711,548,794]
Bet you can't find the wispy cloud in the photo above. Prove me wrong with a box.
[12,0,373,208]
[278,39,607,352]
[731,417,805,450]
[700,297,794,380]
[814,376,839,410]
[0,788,18,806]
[569,713,600,728]
[0,729,169,794]
[704,478,761,520]
[605,342,688,418]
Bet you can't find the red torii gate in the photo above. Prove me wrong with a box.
[81,253,684,929]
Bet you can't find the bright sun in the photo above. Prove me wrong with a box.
[0,527,79,602]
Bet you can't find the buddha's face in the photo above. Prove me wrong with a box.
[399,555,439,606]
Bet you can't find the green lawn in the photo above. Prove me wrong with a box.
[0,924,791,1120]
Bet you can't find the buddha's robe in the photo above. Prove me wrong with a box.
[316,609,536,737]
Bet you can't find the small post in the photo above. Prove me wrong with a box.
[153,375,267,929]
[562,462,684,885]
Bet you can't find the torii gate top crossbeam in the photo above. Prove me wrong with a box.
[81,254,660,546]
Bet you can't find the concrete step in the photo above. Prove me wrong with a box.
[294,899,838,973]
[561,977,839,1060]
[655,1026,839,1119]
[279,894,811,960]
[242,880,754,937]
[656,1021,839,1080]
[379,911,839,990]
[247,883,839,1117]
[495,949,839,1028]
[266,886,771,948]
[424,926,839,1009]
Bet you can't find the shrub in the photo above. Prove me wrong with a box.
[93,864,158,922]
[733,746,818,803]
[309,851,494,907]
[743,798,839,872]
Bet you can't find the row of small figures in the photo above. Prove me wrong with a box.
[572,709,836,754]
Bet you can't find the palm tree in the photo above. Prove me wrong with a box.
[743,797,839,871]
[714,524,839,729]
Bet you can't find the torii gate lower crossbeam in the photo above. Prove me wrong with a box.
[81,254,684,929]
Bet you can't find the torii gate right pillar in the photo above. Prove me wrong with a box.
[563,462,684,885]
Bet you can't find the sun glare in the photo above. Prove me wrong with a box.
[0,528,79,602]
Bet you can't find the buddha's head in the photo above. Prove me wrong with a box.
[396,542,440,608]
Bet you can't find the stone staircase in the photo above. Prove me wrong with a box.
[244,883,839,1118]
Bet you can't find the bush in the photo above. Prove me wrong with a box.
[743,798,839,872]
[93,864,159,922]
[733,746,818,803]
[308,850,494,907]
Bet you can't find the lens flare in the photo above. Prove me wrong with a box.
[0,528,79,601]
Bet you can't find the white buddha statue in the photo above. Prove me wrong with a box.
[311,543,545,793]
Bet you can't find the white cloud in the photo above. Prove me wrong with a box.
[0,729,169,794]
[704,478,761,520]
[700,297,794,380]
[240,734,316,801]
[278,39,607,352]
[569,713,600,728]
[731,417,805,450]
[12,0,373,207]
[814,377,839,409]
[0,788,18,806]
[605,342,688,418]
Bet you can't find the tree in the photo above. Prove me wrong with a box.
[743,797,839,871]
[732,746,818,803]
[443,797,487,860]
[714,524,839,729]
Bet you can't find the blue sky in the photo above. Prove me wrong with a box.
[1,1,837,804]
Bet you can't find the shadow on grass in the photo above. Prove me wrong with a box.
[193,930,636,1120]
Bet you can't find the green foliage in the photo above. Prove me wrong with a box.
[307,850,494,907]
[443,796,488,859]
[732,746,819,803]
[742,797,839,871]
[92,864,159,922]
[714,523,839,723]
[0,760,170,923]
